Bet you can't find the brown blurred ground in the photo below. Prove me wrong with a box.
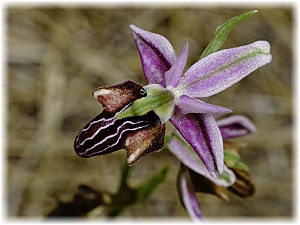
[6,5,293,220]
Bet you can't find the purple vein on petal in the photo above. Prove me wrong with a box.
[130,25,177,86]
[170,111,224,178]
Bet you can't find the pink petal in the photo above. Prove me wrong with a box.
[177,95,232,115]
[165,42,188,88]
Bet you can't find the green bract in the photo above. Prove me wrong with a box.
[224,149,249,171]
[200,10,258,59]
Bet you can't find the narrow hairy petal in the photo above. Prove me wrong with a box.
[217,115,257,139]
[178,164,203,222]
[169,131,235,186]
[170,111,224,178]
[177,95,232,115]
[178,41,272,98]
[130,25,177,86]
[165,42,188,88]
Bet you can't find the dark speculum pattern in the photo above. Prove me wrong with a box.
[74,109,160,157]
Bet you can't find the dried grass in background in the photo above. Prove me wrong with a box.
[7,5,293,219]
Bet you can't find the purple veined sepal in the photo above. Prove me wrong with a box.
[170,111,225,178]
[74,80,165,165]
[177,41,272,98]
[129,25,177,86]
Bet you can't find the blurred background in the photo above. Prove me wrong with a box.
[6,4,293,220]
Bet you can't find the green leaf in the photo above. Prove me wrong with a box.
[136,166,168,201]
[200,10,258,59]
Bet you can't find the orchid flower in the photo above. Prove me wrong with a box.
[116,25,271,178]
[170,115,257,221]
[74,15,271,179]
